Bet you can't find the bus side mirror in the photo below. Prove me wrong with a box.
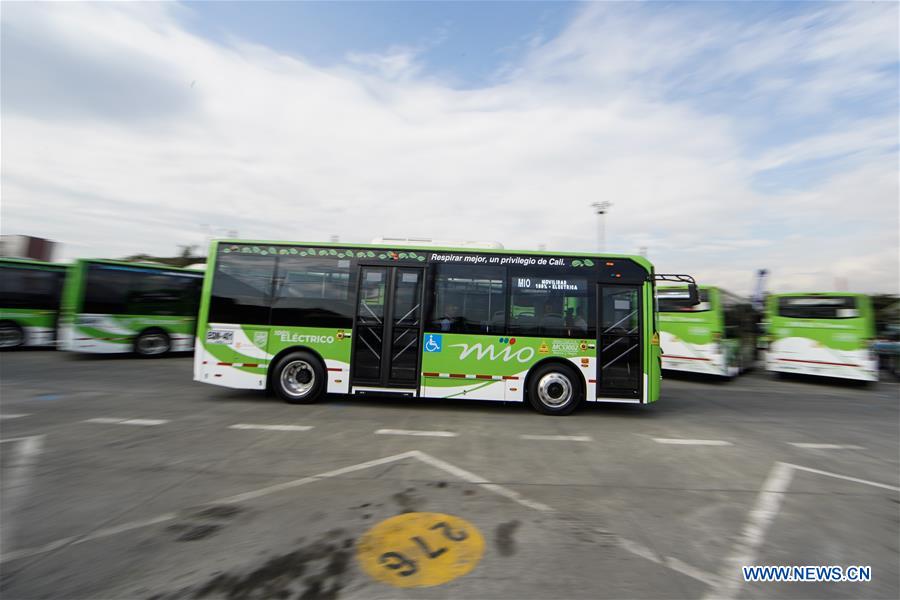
[688,283,700,306]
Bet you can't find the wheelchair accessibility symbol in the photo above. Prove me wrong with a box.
[424,334,442,353]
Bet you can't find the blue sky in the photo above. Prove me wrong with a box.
[1,1,897,293]
[185,1,576,87]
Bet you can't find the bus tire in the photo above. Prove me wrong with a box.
[272,351,325,404]
[526,362,583,416]
[134,329,171,357]
[0,321,25,350]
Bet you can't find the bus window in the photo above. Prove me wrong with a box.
[778,296,859,319]
[428,265,505,334]
[271,255,353,328]
[209,252,275,324]
[509,275,590,338]
[0,266,62,310]
[131,273,201,316]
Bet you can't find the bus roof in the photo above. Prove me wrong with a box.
[0,257,69,270]
[212,239,655,272]
[74,258,203,273]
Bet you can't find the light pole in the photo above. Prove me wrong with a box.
[591,201,612,252]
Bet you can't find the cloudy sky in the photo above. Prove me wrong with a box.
[1,1,897,294]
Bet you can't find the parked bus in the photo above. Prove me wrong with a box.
[657,286,758,377]
[194,239,696,415]
[59,259,204,356]
[765,292,877,382]
[0,258,68,349]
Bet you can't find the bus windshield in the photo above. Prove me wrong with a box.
[777,296,859,319]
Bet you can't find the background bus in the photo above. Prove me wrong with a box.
[0,258,68,349]
[657,286,758,377]
[765,292,877,382]
[194,240,689,415]
[59,259,204,356]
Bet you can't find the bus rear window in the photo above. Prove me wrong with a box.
[657,289,710,313]
[777,296,859,319]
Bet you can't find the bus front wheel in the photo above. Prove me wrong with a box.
[135,329,171,357]
[272,351,325,404]
[0,322,24,350]
[526,363,583,416]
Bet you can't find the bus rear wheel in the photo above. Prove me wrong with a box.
[527,363,583,416]
[135,330,171,357]
[0,322,24,350]
[272,351,325,404]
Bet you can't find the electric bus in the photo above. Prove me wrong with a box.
[194,239,696,415]
[0,258,68,349]
[59,259,204,356]
[657,286,757,377]
[765,292,877,382]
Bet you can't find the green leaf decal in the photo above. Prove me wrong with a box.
[378,254,386,259]
[572,259,583,267]
[408,252,418,258]
[583,259,594,267]
[289,248,298,254]
[399,252,408,259]
[417,256,426,262]
[357,251,366,258]
[366,251,375,257]
[328,249,338,255]
[318,250,328,256]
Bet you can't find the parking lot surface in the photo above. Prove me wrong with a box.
[1,351,898,599]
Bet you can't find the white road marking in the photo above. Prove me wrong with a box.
[785,463,900,492]
[83,418,168,426]
[375,428,458,437]
[0,413,30,420]
[229,424,313,432]
[704,461,794,600]
[0,435,44,556]
[409,450,554,512]
[0,448,718,587]
[519,434,592,442]
[653,438,733,446]
[705,461,899,600]
[788,443,865,450]
[617,537,720,587]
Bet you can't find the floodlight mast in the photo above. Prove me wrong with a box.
[591,202,612,252]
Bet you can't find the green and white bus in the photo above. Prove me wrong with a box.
[59,259,204,356]
[194,239,696,415]
[0,258,69,349]
[657,286,758,377]
[765,292,877,382]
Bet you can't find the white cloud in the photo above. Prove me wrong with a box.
[0,1,897,294]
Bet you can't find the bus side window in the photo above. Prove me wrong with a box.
[209,252,276,325]
[427,265,505,334]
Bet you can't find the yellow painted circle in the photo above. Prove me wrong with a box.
[356,512,485,588]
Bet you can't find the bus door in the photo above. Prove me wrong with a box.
[596,285,642,401]
[351,266,425,392]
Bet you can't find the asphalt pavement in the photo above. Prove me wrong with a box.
[1,351,898,599]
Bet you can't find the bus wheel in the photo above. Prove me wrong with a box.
[135,329,171,357]
[527,363,582,416]
[273,351,325,404]
[0,322,24,349]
